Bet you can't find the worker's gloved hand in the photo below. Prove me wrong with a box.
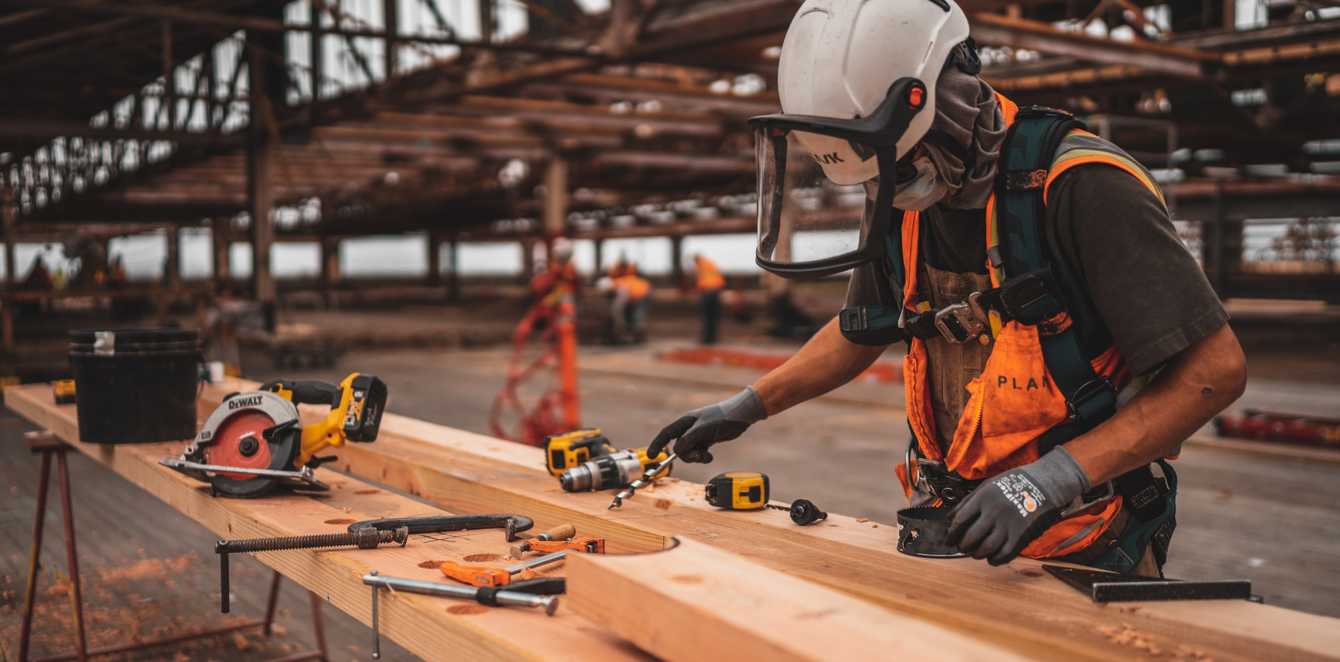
[648,387,768,463]
[946,447,1091,566]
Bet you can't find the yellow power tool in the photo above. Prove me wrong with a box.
[161,373,388,498]
[544,429,614,477]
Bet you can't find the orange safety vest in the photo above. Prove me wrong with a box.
[895,94,1168,559]
[617,274,652,301]
[695,258,725,292]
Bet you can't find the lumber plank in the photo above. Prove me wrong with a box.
[3,384,643,662]
[567,537,1026,661]
[191,379,1340,662]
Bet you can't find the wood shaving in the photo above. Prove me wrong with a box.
[1098,624,1163,656]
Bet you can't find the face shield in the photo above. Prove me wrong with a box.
[750,78,928,279]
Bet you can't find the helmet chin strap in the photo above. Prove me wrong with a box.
[892,155,949,211]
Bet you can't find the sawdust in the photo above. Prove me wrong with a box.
[1173,644,1213,660]
[463,553,502,562]
[419,560,447,569]
[856,517,869,523]
[654,499,672,510]
[670,575,703,584]
[1098,624,1163,656]
[323,518,355,525]
[355,489,380,495]
[447,604,490,616]
[98,554,197,583]
[231,631,253,651]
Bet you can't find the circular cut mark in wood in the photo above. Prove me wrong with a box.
[463,553,502,563]
[323,518,355,525]
[447,604,490,616]
[670,574,703,584]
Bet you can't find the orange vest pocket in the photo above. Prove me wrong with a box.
[947,322,1069,479]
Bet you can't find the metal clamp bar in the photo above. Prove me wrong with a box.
[159,457,322,484]
[362,571,559,659]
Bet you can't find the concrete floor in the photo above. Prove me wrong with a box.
[4,333,1339,660]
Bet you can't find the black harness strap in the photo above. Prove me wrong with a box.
[995,108,1117,446]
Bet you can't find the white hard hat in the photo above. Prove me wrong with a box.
[778,0,971,184]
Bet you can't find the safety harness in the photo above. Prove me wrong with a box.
[844,106,1178,574]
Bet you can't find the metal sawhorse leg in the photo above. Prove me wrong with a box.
[18,431,330,662]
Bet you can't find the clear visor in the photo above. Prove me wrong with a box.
[755,128,874,270]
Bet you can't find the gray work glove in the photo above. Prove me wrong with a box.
[647,387,767,464]
[946,447,1090,566]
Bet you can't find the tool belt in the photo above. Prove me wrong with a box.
[1059,460,1178,575]
[897,506,966,558]
[902,270,1062,344]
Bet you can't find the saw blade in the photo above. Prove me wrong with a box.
[203,410,284,480]
[196,392,301,497]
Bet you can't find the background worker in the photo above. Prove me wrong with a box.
[648,0,1246,575]
[690,253,725,345]
[613,260,652,344]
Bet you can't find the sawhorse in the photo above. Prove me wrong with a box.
[18,431,330,662]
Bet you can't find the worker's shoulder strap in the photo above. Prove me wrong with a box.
[994,107,1117,440]
[1046,130,1166,208]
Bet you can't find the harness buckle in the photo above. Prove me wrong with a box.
[998,271,1063,325]
[910,456,981,504]
[933,303,985,344]
[1068,378,1116,422]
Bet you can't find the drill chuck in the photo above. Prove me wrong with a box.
[559,451,644,492]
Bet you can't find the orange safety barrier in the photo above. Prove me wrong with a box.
[490,296,581,446]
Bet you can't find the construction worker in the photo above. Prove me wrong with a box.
[529,239,579,306]
[648,0,1246,575]
[691,253,726,345]
[613,262,652,343]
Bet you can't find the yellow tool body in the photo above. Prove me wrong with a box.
[633,447,672,478]
[265,372,387,468]
[52,379,77,404]
[705,472,771,511]
[544,428,614,476]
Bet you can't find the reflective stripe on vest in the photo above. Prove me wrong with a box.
[899,99,1167,559]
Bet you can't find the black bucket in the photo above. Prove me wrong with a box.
[68,328,201,443]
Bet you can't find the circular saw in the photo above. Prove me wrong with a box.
[162,373,388,498]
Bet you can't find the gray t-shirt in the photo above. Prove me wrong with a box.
[847,165,1228,376]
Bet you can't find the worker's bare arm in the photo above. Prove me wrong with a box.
[751,317,892,416]
[1065,323,1247,485]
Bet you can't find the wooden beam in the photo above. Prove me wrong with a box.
[31,0,599,59]
[2,187,14,290]
[164,224,181,289]
[567,538,1020,661]
[0,384,642,662]
[188,379,1340,662]
[970,13,1214,78]
[543,158,568,239]
[384,0,400,78]
[211,218,231,287]
[246,30,277,330]
[0,120,241,145]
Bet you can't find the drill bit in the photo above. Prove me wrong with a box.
[609,453,677,509]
